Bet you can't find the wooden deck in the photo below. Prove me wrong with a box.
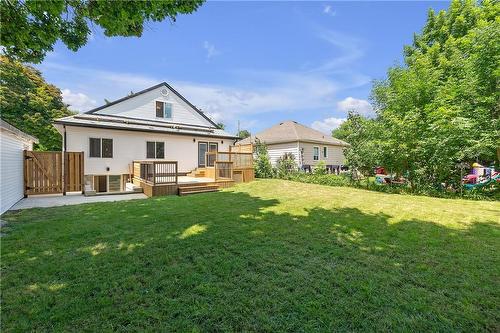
[132,152,253,197]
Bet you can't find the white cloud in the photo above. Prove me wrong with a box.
[311,117,346,134]
[337,96,374,116]
[203,41,220,60]
[39,28,370,131]
[323,5,336,16]
[61,89,97,112]
[309,30,364,73]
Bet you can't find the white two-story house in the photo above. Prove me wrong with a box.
[53,82,239,193]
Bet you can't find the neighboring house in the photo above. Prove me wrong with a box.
[53,82,239,193]
[0,119,38,214]
[236,120,349,172]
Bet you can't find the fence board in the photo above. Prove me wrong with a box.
[24,151,84,195]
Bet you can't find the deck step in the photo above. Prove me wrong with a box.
[178,184,219,196]
[187,167,207,178]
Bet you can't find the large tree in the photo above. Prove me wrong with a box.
[338,0,499,188]
[0,56,74,150]
[1,0,204,63]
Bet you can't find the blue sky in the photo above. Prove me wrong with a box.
[38,1,449,135]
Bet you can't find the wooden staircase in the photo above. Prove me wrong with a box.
[187,167,206,178]
[178,183,219,196]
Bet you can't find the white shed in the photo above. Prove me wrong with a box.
[0,119,38,215]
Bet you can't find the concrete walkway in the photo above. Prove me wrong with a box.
[10,193,147,210]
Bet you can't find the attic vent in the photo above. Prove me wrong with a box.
[160,88,169,97]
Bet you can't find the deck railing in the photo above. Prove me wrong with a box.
[206,152,253,169]
[215,161,233,180]
[133,160,178,185]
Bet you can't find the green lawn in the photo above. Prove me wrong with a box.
[2,179,499,331]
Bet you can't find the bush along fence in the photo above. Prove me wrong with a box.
[253,144,499,201]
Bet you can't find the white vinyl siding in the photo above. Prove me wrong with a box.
[299,141,345,166]
[93,85,212,127]
[266,142,300,166]
[64,126,232,174]
[0,130,34,214]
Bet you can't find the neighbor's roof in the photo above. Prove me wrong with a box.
[237,120,349,146]
[0,119,38,143]
[54,114,239,139]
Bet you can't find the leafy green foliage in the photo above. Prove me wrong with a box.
[254,139,273,178]
[275,152,297,177]
[313,160,328,175]
[0,0,205,63]
[237,129,251,139]
[0,56,74,150]
[216,122,225,130]
[338,0,500,190]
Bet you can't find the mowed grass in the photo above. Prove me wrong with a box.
[1,179,499,332]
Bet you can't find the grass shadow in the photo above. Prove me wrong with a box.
[1,187,499,331]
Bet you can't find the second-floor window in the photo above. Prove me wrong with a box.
[313,146,319,161]
[323,147,328,158]
[155,101,172,119]
[89,138,113,158]
[146,141,165,159]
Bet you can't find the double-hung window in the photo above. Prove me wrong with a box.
[146,141,165,159]
[89,138,113,158]
[313,146,319,161]
[155,101,172,119]
[323,147,328,158]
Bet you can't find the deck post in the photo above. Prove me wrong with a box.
[175,161,178,184]
[153,161,156,185]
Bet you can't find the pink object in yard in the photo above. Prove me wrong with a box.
[464,174,477,184]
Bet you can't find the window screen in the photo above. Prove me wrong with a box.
[146,142,156,158]
[156,101,164,117]
[156,142,165,159]
[164,103,172,118]
[108,175,121,192]
[102,139,113,158]
[89,138,101,157]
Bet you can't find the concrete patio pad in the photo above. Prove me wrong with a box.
[10,193,147,211]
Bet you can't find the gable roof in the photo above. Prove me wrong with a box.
[237,120,349,146]
[85,82,218,128]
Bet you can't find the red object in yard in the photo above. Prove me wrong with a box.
[463,174,477,184]
[375,167,386,175]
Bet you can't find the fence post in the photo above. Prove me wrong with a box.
[62,152,66,195]
[80,152,85,194]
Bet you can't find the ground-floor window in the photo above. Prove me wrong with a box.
[84,175,124,193]
[146,141,165,159]
[313,146,319,161]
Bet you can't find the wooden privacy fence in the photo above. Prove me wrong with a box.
[24,151,84,195]
[65,152,84,192]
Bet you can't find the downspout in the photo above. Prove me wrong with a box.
[63,125,67,152]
